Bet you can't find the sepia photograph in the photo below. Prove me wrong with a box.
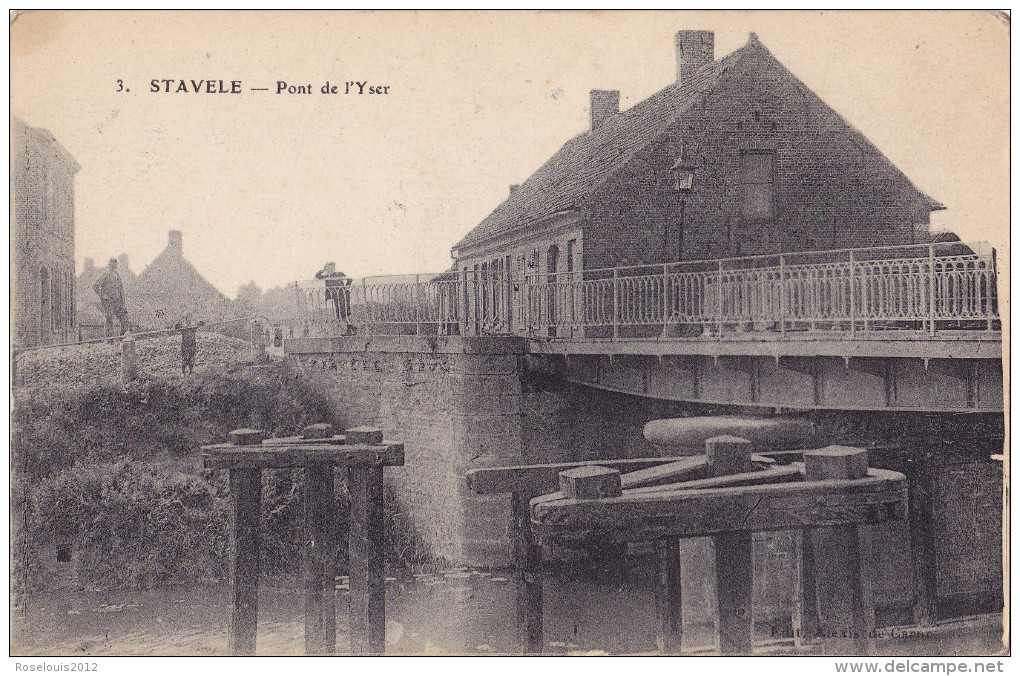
[9,9,1009,663]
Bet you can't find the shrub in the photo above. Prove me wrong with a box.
[13,369,432,592]
[26,460,230,590]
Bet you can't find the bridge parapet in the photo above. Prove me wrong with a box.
[287,241,1000,348]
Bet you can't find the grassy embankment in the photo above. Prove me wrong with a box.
[12,335,431,593]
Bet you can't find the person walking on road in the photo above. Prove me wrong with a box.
[93,258,129,338]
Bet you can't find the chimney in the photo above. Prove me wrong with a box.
[83,257,95,273]
[168,230,182,255]
[589,89,620,132]
[117,253,130,272]
[675,30,714,86]
[509,184,521,197]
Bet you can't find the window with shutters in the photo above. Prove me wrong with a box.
[740,151,775,222]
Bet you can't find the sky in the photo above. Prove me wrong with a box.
[10,10,1010,298]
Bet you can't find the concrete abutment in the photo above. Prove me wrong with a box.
[286,335,1003,627]
[287,335,526,566]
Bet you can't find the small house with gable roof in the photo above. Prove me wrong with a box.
[449,31,943,333]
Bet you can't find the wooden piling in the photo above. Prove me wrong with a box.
[654,538,682,655]
[303,464,337,655]
[805,447,876,656]
[908,464,939,627]
[511,491,544,654]
[348,465,386,655]
[228,467,262,656]
[706,435,754,655]
[793,529,820,649]
[120,334,137,384]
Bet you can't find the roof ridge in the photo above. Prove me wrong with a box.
[760,49,945,211]
[454,41,756,252]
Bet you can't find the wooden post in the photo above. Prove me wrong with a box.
[120,333,137,384]
[348,464,386,655]
[805,447,876,656]
[908,463,939,627]
[655,537,682,655]
[512,491,543,654]
[706,435,754,655]
[304,465,337,654]
[793,529,820,649]
[228,467,262,656]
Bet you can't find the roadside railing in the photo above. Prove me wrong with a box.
[293,241,999,342]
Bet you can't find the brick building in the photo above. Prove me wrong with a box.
[451,31,943,324]
[129,230,239,330]
[12,117,81,347]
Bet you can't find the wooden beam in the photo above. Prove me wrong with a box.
[471,455,776,497]
[707,436,754,655]
[530,468,907,542]
[654,538,682,655]
[346,427,385,445]
[303,465,337,655]
[202,442,405,470]
[716,532,753,654]
[512,492,543,654]
[466,457,684,495]
[559,466,622,499]
[804,447,876,656]
[907,464,939,627]
[262,435,347,446]
[626,464,801,496]
[229,428,266,446]
[302,423,336,439]
[619,456,707,490]
[804,446,868,482]
[793,529,820,650]
[349,465,386,655]
[706,435,753,476]
[228,468,261,656]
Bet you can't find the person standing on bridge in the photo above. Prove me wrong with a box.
[93,258,129,339]
[316,262,355,334]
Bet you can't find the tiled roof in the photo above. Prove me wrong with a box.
[453,45,746,252]
[453,36,942,252]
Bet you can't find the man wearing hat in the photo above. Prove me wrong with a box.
[93,257,129,338]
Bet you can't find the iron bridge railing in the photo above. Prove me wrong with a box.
[289,241,1000,341]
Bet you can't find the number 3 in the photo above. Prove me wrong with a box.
[116,79,124,92]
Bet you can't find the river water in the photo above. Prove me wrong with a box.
[11,563,1002,656]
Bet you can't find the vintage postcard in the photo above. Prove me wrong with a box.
[9,9,1009,664]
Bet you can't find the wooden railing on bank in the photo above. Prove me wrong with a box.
[289,241,1000,342]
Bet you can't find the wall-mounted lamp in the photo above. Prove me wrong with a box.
[671,155,698,192]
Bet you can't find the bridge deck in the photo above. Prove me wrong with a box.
[286,241,1003,412]
[527,330,1001,360]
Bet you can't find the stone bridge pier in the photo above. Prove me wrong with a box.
[285,334,1003,627]
[287,335,528,566]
